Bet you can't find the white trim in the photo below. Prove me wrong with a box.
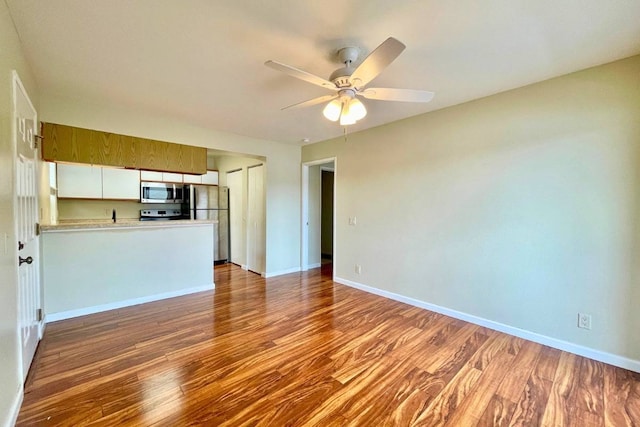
[335,276,640,373]
[305,263,321,270]
[262,266,301,278]
[46,283,214,322]
[241,264,248,271]
[6,383,23,427]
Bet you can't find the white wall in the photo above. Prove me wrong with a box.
[39,96,301,276]
[303,55,640,367]
[0,2,39,425]
[42,224,213,317]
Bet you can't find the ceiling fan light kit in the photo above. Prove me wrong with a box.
[265,37,434,126]
[323,89,367,125]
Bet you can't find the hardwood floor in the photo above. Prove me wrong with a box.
[18,264,640,426]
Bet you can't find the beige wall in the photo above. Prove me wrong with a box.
[0,1,39,424]
[303,55,640,364]
[58,199,145,221]
[40,96,301,275]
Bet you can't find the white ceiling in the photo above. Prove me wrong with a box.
[7,0,640,145]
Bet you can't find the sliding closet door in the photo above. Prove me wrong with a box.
[227,169,243,266]
[246,164,265,274]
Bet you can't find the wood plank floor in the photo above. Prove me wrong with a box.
[18,263,640,426]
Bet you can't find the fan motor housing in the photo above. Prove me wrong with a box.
[330,66,354,88]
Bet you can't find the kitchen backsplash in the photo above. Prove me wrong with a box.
[57,200,181,221]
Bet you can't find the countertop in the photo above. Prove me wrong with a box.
[41,219,218,232]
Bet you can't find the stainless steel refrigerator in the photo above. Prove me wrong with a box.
[188,185,230,264]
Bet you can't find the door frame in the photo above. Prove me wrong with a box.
[301,157,337,279]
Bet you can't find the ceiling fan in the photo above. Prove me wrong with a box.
[265,37,434,126]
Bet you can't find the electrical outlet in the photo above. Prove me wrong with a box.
[348,216,357,226]
[355,264,361,274]
[578,313,592,330]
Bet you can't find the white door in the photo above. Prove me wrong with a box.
[13,71,42,381]
[247,165,265,274]
[227,170,243,266]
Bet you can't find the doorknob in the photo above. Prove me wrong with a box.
[19,256,33,266]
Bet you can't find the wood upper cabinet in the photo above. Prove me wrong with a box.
[42,123,207,174]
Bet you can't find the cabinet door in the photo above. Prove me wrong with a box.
[102,168,140,200]
[140,170,163,181]
[183,174,202,184]
[57,164,102,199]
[201,170,219,185]
[162,172,183,183]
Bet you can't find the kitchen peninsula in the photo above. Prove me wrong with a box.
[41,219,216,322]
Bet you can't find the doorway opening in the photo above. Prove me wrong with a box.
[302,158,336,279]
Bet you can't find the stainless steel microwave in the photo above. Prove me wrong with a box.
[140,181,186,204]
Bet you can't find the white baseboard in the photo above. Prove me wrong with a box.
[301,263,321,271]
[46,283,215,323]
[263,266,302,278]
[241,265,248,271]
[6,383,23,427]
[335,276,640,373]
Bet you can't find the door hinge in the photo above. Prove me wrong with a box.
[35,223,41,236]
[34,134,44,149]
[37,308,43,322]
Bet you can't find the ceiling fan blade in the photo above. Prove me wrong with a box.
[281,94,338,110]
[360,88,435,103]
[265,60,336,90]
[349,37,406,88]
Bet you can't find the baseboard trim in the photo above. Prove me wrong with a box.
[305,263,321,270]
[334,276,640,373]
[46,283,215,323]
[262,266,301,278]
[6,383,23,427]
